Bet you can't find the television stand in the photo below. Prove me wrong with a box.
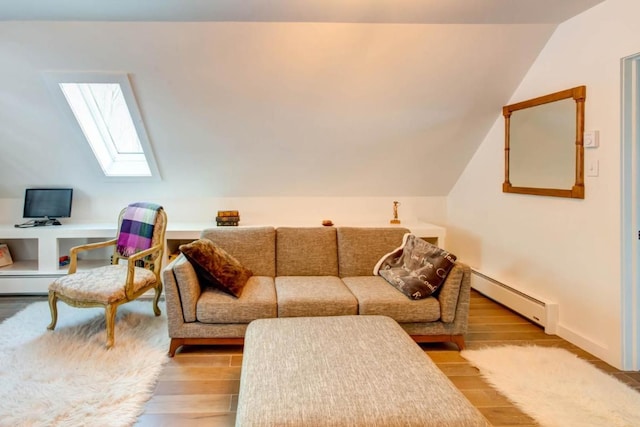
[14,219,62,228]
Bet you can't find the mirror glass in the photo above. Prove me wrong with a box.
[503,86,585,199]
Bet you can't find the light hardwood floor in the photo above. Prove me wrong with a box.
[1,291,639,426]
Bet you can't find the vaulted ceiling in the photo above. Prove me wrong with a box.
[0,1,604,199]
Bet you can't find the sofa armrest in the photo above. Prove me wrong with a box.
[162,254,202,333]
[437,262,471,323]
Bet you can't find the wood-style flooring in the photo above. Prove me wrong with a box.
[1,291,639,426]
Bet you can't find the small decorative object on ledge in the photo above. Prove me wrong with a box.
[390,201,401,224]
[216,210,240,226]
[0,243,13,267]
[322,219,334,227]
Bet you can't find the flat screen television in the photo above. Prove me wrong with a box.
[22,188,73,225]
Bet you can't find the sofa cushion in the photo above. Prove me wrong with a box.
[201,226,276,277]
[374,234,456,300]
[337,227,409,277]
[171,254,201,322]
[342,276,440,323]
[196,276,277,324]
[276,227,339,276]
[180,239,253,297]
[275,276,357,317]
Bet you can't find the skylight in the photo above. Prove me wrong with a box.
[46,72,159,179]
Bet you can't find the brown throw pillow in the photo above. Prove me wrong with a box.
[374,234,456,300]
[179,239,253,298]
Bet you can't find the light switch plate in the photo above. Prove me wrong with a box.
[584,130,599,148]
[587,159,599,177]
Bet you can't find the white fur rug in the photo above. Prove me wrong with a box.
[0,300,170,427]
[461,345,640,427]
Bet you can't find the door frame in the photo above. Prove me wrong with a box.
[621,52,640,371]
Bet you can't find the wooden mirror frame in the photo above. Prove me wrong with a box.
[503,85,586,199]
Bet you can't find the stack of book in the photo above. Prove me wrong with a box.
[216,210,240,226]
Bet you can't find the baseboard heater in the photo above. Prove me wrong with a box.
[470,269,558,334]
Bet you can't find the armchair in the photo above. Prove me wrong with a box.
[47,204,167,348]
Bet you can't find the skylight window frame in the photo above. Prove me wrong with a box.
[43,71,161,181]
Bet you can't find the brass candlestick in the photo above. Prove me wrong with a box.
[390,201,401,224]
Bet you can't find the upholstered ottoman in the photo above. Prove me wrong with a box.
[236,315,488,427]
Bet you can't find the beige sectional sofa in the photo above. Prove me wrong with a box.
[163,226,472,356]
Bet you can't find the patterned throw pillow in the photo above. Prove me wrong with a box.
[374,234,457,300]
[179,239,253,298]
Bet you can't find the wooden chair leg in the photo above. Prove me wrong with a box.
[47,291,58,331]
[152,283,162,316]
[105,304,117,349]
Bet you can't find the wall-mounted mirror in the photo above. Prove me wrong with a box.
[503,86,586,199]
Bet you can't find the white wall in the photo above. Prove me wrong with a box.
[447,0,639,368]
[0,21,554,200]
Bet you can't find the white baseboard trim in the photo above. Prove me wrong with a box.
[470,269,558,334]
[555,323,614,367]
